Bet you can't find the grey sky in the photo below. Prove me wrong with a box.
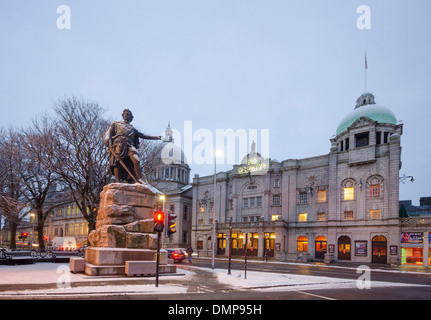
[1,1,430,204]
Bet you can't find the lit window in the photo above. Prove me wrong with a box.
[370,209,381,219]
[271,215,281,221]
[370,184,381,198]
[317,212,327,221]
[297,236,308,251]
[344,211,354,220]
[343,187,354,200]
[298,213,308,222]
[199,206,205,213]
[317,190,327,202]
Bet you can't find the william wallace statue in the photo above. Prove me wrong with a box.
[104,109,161,184]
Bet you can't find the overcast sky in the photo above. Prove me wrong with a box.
[1,1,430,204]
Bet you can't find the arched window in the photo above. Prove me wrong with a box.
[341,178,356,201]
[367,175,384,199]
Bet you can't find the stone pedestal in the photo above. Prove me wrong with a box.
[77,183,176,276]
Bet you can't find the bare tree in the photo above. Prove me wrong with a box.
[46,96,111,233]
[18,115,71,250]
[0,128,29,249]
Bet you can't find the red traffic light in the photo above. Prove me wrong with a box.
[154,211,164,223]
[154,211,165,232]
[22,232,28,238]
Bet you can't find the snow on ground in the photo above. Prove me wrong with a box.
[213,268,415,292]
[0,262,420,297]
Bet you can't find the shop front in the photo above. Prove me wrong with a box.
[400,232,426,266]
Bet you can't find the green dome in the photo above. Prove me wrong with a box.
[336,93,397,136]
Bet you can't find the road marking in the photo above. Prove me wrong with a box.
[294,290,337,300]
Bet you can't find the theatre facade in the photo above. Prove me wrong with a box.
[191,92,405,264]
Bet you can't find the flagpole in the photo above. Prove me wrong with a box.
[364,52,368,93]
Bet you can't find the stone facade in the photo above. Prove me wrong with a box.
[191,93,405,265]
[88,183,158,249]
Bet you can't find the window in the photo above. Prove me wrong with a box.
[256,196,262,207]
[199,206,205,213]
[271,215,281,221]
[344,211,354,220]
[243,198,248,208]
[272,194,281,206]
[272,195,281,206]
[376,131,382,145]
[370,184,381,198]
[299,192,308,204]
[298,213,308,222]
[343,187,354,200]
[274,179,280,188]
[317,212,327,221]
[297,236,308,252]
[355,132,369,147]
[370,209,381,219]
[317,190,327,202]
[249,197,255,208]
[243,196,262,208]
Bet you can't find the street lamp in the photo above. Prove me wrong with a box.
[212,149,223,270]
[30,213,36,245]
[399,174,415,184]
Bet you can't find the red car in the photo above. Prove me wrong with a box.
[167,249,185,263]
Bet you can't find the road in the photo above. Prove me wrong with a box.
[191,257,431,287]
[2,258,430,302]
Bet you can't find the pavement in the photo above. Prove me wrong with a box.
[0,257,430,298]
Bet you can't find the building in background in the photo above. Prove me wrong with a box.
[191,92,407,265]
[148,123,193,249]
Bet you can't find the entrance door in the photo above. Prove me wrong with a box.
[315,236,327,260]
[217,233,226,255]
[338,236,351,260]
[264,233,275,258]
[246,233,259,257]
[372,235,387,264]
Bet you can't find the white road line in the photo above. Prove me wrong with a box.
[294,290,337,300]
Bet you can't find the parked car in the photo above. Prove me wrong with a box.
[167,249,185,263]
[52,237,77,251]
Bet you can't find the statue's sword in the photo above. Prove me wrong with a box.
[100,135,139,184]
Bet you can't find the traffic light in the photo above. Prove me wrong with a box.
[22,232,28,239]
[154,210,165,233]
[167,211,177,236]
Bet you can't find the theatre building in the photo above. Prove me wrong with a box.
[191,92,405,264]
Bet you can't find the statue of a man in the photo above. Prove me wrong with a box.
[104,109,161,184]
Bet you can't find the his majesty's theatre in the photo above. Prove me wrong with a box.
[191,92,409,265]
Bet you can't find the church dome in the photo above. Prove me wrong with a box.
[336,93,397,136]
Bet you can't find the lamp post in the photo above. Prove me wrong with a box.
[212,151,216,270]
[30,213,35,245]
[227,217,232,275]
[212,149,223,270]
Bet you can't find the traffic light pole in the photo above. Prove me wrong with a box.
[155,231,161,287]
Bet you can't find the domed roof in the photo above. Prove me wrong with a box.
[336,93,397,136]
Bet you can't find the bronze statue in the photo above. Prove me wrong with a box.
[104,109,161,184]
